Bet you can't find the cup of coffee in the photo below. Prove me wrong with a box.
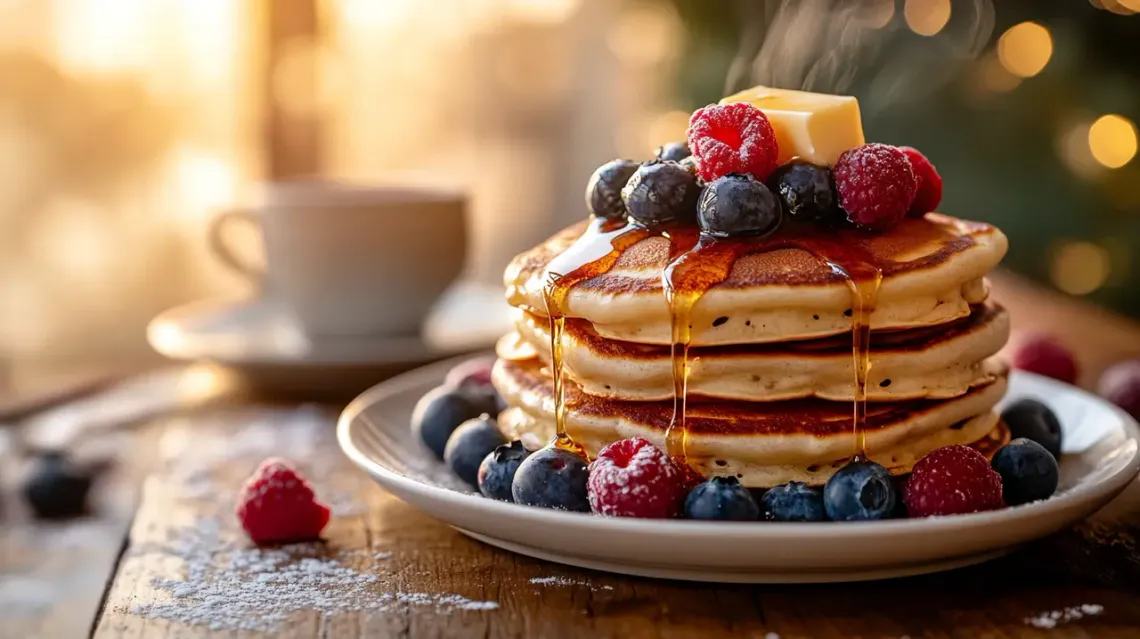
[209,179,467,336]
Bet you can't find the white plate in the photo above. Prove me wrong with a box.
[338,356,1140,583]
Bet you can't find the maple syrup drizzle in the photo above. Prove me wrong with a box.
[541,217,649,457]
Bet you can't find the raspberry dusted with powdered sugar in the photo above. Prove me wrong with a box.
[587,437,688,518]
[903,445,1004,518]
[834,143,918,230]
[237,458,331,544]
[686,102,780,182]
[899,146,943,216]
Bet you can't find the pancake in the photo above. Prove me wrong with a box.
[493,356,1009,487]
[505,303,1010,402]
[505,213,1007,346]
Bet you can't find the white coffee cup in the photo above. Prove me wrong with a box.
[209,179,467,337]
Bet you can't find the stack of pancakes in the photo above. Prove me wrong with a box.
[492,213,1011,487]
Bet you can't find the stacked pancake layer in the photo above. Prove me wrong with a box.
[494,213,1011,487]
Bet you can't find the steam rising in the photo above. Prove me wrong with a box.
[726,0,994,112]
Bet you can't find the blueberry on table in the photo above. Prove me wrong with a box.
[478,440,532,501]
[511,447,591,512]
[766,161,839,223]
[655,141,691,163]
[412,386,490,459]
[697,174,782,238]
[762,481,827,522]
[22,451,93,520]
[586,159,640,220]
[444,415,508,487]
[1001,399,1063,459]
[684,476,760,521]
[823,460,897,521]
[990,438,1060,506]
[621,161,700,227]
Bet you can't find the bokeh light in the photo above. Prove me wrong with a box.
[974,53,1022,94]
[646,110,691,149]
[904,0,951,37]
[857,0,896,29]
[997,22,1053,78]
[1120,0,1140,11]
[272,38,345,119]
[505,0,580,24]
[607,4,683,67]
[1057,122,1099,179]
[1051,241,1112,296]
[1088,114,1138,169]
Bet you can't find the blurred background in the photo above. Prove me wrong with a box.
[0,0,1137,385]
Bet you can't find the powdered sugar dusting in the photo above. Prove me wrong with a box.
[529,576,614,590]
[1023,604,1104,629]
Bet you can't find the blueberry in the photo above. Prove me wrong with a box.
[511,447,590,512]
[478,440,531,501]
[683,476,759,521]
[1001,399,1063,459]
[762,481,826,522]
[655,141,690,163]
[766,161,839,222]
[22,452,93,520]
[458,384,506,418]
[823,460,897,521]
[697,174,782,238]
[586,159,639,220]
[412,386,489,459]
[444,415,508,487]
[621,161,700,227]
[991,438,1060,506]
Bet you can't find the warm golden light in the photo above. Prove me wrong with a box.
[1052,241,1111,296]
[272,38,345,119]
[607,4,682,67]
[646,110,691,150]
[857,0,896,29]
[997,22,1053,78]
[506,0,580,24]
[1058,122,1099,179]
[975,54,1022,94]
[1119,0,1140,11]
[1088,114,1138,169]
[904,0,951,36]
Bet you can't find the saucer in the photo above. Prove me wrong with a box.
[338,356,1140,583]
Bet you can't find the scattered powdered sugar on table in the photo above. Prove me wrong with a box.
[529,576,614,590]
[1023,604,1104,629]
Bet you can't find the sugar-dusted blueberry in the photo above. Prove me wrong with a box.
[444,415,508,487]
[511,447,591,512]
[684,476,760,521]
[22,451,93,520]
[586,159,639,220]
[762,481,826,522]
[990,438,1059,506]
[823,460,897,521]
[621,161,700,227]
[412,386,490,459]
[1001,399,1063,459]
[655,141,691,163]
[478,440,531,501]
[766,161,839,223]
[697,173,782,238]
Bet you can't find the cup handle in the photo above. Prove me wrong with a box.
[207,208,263,281]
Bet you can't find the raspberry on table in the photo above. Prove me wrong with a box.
[899,146,942,215]
[903,445,1004,518]
[587,437,688,518]
[1012,334,1078,385]
[686,102,780,182]
[236,458,331,544]
[834,143,918,230]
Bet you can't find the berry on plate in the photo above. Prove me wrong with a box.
[1000,398,1063,459]
[697,174,782,238]
[903,445,1004,518]
[587,437,687,518]
[765,161,839,223]
[478,440,531,501]
[444,415,508,487]
[684,476,760,521]
[823,460,898,521]
[412,386,491,459]
[834,143,918,230]
[762,481,826,522]
[686,102,779,182]
[1097,360,1140,420]
[621,161,701,227]
[22,451,94,520]
[1011,334,1078,385]
[511,447,591,512]
[586,159,640,221]
[445,357,496,389]
[236,458,330,544]
[655,141,691,163]
[990,438,1060,506]
[899,147,942,215]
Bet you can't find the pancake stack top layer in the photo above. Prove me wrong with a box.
[491,87,1011,487]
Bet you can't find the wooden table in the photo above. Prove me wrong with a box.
[4,274,1140,639]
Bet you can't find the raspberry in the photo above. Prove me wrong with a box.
[587,437,687,518]
[686,102,779,182]
[904,445,1004,518]
[834,143,918,230]
[899,146,942,215]
[236,458,330,544]
[1097,360,1140,420]
[1012,334,1078,385]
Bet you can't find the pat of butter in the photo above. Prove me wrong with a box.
[720,86,865,166]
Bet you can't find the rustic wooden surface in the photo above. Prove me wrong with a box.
[3,273,1140,639]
